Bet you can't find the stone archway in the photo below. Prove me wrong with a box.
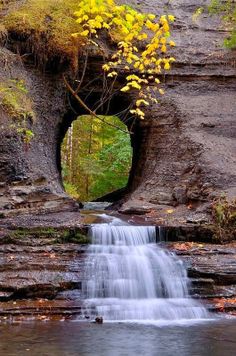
[0,47,236,221]
[0,0,236,222]
[0,50,145,214]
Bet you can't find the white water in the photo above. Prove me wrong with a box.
[82,220,209,322]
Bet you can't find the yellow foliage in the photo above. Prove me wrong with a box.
[120,86,130,92]
[169,40,176,47]
[107,71,118,77]
[5,0,176,119]
[136,99,149,107]
[164,62,170,70]
[4,0,176,113]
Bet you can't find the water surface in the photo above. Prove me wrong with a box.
[0,319,236,356]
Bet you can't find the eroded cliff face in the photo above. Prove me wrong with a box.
[0,47,78,213]
[0,0,235,225]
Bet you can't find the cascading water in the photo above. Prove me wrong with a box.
[82,219,209,322]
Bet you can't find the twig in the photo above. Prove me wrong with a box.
[63,75,132,135]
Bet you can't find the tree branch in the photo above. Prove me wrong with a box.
[63,75,132,135]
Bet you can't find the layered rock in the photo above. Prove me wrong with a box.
[0,233,235,319]
[123,0,236,217]
[0,0,235,226]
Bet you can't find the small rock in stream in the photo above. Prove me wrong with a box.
[95,316,103,324]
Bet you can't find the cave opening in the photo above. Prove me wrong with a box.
[60,114,133,203]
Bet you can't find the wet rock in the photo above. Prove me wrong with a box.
[95,316,103,324]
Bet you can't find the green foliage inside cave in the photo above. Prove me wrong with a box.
[61,115,132,202]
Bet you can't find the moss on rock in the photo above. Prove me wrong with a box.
[0,78,34,120]
[3,226,90,245]
[3,0,83,69]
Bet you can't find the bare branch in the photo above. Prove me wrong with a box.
[63,75,133,135]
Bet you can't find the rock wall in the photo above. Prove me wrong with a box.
[121,0,236,220]
[0,0,235,223]
[0,47,79,213]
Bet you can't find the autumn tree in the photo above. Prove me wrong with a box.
[64,0,176,123]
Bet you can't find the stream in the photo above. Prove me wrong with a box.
[0,212,236,355]
[1,320,236,355]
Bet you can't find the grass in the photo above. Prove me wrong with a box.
[3,0,84,68]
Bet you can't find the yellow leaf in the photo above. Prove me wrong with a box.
[161,45,167,53]
[136,108,145,118]
[137,33,148,40]
[95,15,103,22]
[128,81,142,90]
[80,30,89,36]
[126,74,141,82]
[107,71,118,77]
[168,15,175,22]
[160,15,167,23]
[126,14,134,22]
[121,86,130,92]
[164,62,170,70]
[113,18,123,26]
[103,22,110,29]
[163,23,169,32]
[148,14,156,20]
[160,37,166,45]
[169,40,176,47]
[102,64,110,71]
[130,108,145,118]
[136,99,149,107]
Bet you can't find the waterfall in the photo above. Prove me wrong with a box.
[82,222,209,322]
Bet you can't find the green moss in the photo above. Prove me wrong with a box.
[4,0,83,68]
[9,227,57,239]
[55,230,91,244]
[208,0,236,49]
[0,78,34,120]
[8,227,90,244]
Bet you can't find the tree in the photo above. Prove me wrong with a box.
[61,115,132,201]
[64,0,175,124]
